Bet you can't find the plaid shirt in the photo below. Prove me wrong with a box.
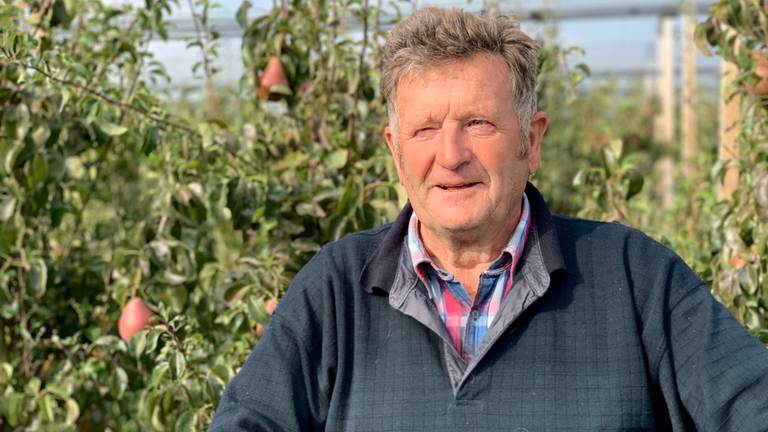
[406,193,531,362]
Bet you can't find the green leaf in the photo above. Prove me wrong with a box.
[110,366,128,399]
[269,84,292,96]
[693,23,712,56]
[622,168,644,200]
[40,393,56,422]
[0,196,16,222]
[174,409,197,432]
[5,392,23,427]
[150,240,171,263]
[85,325,101,342]
[148,361,170,388]
[0,362,12,384]
[50,0,70,27]
[608,139,623,161]
[151,402,165,431]
[65,156,85,179]
[142,126,160,155]
[59,87,70,113]
[3,141,22,175]
[163,269,188,286]
[64,398,79,425]
[130,329,148,357]
[756,174,768,209]
[206,117,229,129]
[210,362,233,383]
[31,124,50,146]
[198,122,213,148]
[246,297,267,323]
[145,329,162,353]
[337,177,357,217]
[601,146,617,176]
[575,63,591,77]
[292,238,319,253]
[92,335,122,349]
[172,351,186,379]
[46,383,69,399]
[236,1,251,28]
[96,121,128,136]
[28,257,47,298]
[328,149,349,170]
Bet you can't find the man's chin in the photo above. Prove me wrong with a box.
[431,216,487,234]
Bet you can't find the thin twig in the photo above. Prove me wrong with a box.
[372,0,382,53]
[347,0,370,145]
[68,8,85,53]
[17,269,31,378]
[33,0,54,38]
[320,0,339,147]
[88,16,141,88]
[185,0,217,112]
[354,0,370,99]
[763,0,768,47]
[119,35,151,123]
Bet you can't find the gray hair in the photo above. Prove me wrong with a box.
[381,7,539,154]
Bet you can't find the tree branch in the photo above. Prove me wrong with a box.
[17,268,31,379]
[372,0,382,53]
[22,62,199,135]
[185,0,218,112]
[347,0,370,145]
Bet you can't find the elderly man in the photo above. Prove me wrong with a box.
[210,7,768,431]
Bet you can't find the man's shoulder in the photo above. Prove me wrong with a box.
[552,213,657,242]
[282,224,395,310]
[549,214,701,293]
[292,223,393,284]
[320,223,393,258]
[550,214,676,260]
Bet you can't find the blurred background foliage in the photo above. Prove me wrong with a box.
[0,0,766,429]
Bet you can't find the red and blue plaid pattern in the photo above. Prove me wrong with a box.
[406,194,531,362]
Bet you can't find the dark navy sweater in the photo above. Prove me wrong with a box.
[210,184,768,431]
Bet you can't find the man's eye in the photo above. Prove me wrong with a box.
[466,119,495,134]
[414,127,438,140]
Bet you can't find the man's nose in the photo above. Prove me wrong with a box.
[435,125,471,170]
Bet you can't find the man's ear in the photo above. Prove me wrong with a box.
[384,125,404,185]
[526,111,548,174]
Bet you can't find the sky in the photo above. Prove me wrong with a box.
[139,0,721,92]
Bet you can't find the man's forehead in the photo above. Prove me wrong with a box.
[397,54,509,85]
[394,57,514,123]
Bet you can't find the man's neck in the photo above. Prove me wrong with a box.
[418,208,521,299]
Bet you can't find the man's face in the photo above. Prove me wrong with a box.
[384,54,547,238]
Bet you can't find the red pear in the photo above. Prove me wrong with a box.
[266,298,278,315]
[255,298,279,339]
[746,51,768,97]
[258,56,289,101]
[118,298,153,342]
[255,324,266,338]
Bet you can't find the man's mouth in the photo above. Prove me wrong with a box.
[436,182,480,190]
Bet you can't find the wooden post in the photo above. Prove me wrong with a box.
[654,15,676,210]
[718,58,741,200]
[681,0,698,174]
[654,15,675,144]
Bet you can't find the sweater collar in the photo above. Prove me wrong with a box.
[359,182,566,294]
